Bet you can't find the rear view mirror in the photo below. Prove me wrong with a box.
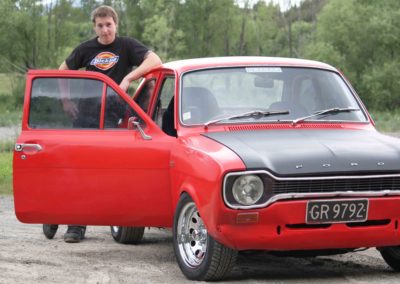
[128,117,152,140]
[128,116,138,130]
[254,76,274,88]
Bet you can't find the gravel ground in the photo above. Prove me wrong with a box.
[1,195,399,283]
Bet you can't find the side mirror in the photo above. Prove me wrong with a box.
[128,117,152,140]
[128,116,138,130]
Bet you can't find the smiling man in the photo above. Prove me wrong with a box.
[56,5,162,243]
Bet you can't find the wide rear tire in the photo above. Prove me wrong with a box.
[379,246,400,271]
[173,193,237,281]
[110,226,145,244]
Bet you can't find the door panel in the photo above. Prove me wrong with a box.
[14,70,173,227]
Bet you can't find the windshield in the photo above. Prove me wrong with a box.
[180,67,368,126]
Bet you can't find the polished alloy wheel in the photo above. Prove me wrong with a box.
[176,201,208,268]
[111,226,119,234]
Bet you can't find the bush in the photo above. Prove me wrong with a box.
[369,110,400,133]
[10,74,26,109]
[0,73,24,127]
[361,61,400,111]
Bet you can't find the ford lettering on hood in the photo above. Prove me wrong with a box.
[204,129,400,175]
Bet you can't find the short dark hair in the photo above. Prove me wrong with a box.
[91,5,118,25]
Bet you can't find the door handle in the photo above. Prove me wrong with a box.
[15,143,43,152]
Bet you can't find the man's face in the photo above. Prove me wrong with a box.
[94,16,117,45]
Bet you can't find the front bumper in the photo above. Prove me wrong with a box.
[213,196,400,251]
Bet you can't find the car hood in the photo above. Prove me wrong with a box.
[203,129,400,176]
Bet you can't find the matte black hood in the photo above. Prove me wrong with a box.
[203,129,400,176]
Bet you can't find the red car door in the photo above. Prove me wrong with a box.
[13,70,173,227]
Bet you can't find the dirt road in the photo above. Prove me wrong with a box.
[1,195,399,283]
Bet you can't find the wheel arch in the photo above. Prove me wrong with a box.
[175,182,222,243]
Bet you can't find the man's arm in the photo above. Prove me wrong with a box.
[119,52,162,92]
[59,61,69,70]
[58,61,78,119]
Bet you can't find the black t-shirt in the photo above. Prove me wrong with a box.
[65,36,149,84]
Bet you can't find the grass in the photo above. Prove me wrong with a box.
[0,73,25,127]
[0,73,13,95]
[0,109,22,127]
[0,140,14,195]
[0,151,13,195]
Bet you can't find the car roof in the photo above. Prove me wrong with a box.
[161,56,337,74]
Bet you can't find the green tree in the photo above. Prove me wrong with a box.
[251,2,283,56]
[46,0,81,68]
[140,0,185,61]
[303,0,400,110]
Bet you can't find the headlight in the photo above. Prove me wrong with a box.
[232,175,264,205]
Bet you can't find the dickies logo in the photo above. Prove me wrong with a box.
[90,52,119,70]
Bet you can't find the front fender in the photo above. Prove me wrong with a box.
[170,135,245,242]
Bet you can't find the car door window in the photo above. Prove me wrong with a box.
[134,79,156,113]
[153,77,175,128]
[29,78,103,129]
[104,87,141,129]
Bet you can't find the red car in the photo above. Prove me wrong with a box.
[13,57,400,280]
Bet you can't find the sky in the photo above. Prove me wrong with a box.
[237,0,304,11]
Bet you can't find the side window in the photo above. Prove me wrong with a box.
[104,87,140,129]
[135,79,156,113]
[153,77,175,127]
[29,78,103,129]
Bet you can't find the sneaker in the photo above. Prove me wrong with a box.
[64,226,86,243]
[43,224,58,239]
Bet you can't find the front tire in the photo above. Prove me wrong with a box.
[110,226,144,244]
[379,246,400,271]
[173,193,237,281]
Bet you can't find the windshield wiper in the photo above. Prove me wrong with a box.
[292,107,360,126]
[204,110,289,127]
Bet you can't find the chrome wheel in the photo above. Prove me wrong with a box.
[111,226,119,234]
[176,201,208,268]
[173,194,237,280]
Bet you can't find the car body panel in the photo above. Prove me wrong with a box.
[209,196,400,250]
[13,57,400,253]
[203,129,400,175]
[14,70,174,227]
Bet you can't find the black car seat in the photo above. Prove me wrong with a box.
[162,97,177,137]
[181,87,220,124]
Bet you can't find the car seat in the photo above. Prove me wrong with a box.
[162,97,177,137]
[181,87,220,124]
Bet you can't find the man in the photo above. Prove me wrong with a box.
[55,5,162,243]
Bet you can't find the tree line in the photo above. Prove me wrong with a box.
[1,0,399,111]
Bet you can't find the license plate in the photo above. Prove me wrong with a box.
[306,199,368,224]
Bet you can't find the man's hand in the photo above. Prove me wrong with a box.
[119,77,131,92]
[119,52,162,93]
[62,99,79,120]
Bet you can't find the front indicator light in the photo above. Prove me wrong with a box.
[232,175,264,205]
[236,212,259,224]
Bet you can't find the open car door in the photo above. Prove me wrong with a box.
[13,70,173,227]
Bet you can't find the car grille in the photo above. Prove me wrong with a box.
[272,176,400,194]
